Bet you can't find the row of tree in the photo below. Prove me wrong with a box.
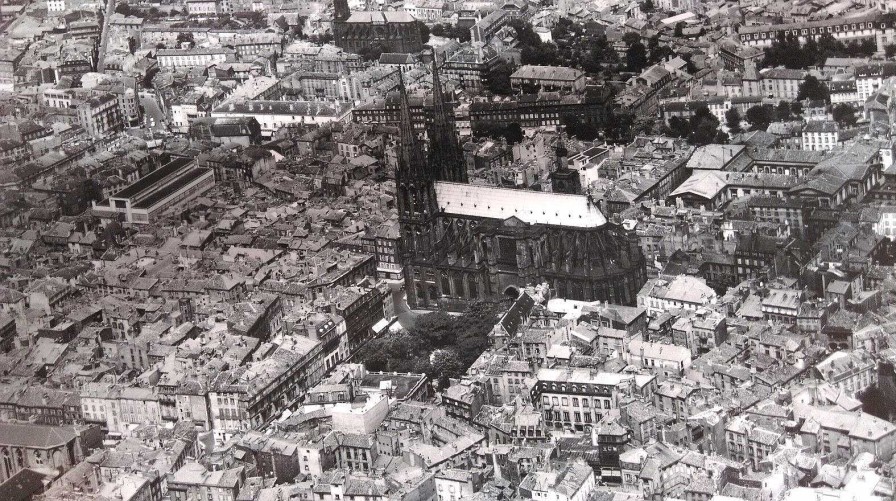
[725,101,857,132]
[762,33,876,69]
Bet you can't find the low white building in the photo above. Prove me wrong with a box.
[518,460,596,501]
[637,275,718,316]
[211,100,353,137]
[627,339,692,380]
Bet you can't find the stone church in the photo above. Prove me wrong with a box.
[397,60,647,309]
[332,0,423,54]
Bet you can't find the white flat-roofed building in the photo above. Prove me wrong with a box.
[211,100,353,137]
[92,158,215,224]
[626,339,692,380]
[637,275,718,316]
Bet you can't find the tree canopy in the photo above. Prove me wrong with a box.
[763,33,876,69]
[485,60,514,95]
[725,107,742,133]
[832,104,857,127]
[355,302,502,382]
[626,41,648,73]
[473,121,524,144]
[797,75,830,103]
[746,104,776,131]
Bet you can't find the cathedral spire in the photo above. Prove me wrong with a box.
[427,49,467,183]
[397,72,427,180]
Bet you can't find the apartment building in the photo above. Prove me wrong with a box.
[737,13,886,49]
[510,65,587,93]
[802,121,840,151]
[725,416,784,470]
[531,368,656,432]
[77,93,124,139]
[156,48,236,70]
[815,350,877,397]
[208,339,320,444]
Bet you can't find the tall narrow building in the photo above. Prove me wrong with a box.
[427,51,468,183]
[396,75,440,265]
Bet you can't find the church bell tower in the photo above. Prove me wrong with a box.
[427,50,467,184]
[396,76,439,261]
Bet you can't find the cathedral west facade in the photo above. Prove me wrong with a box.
[332,0,423,54]
[397,59,647,309]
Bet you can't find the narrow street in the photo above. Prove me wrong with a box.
[96,0,116,72]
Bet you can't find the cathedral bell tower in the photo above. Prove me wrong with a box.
[396,75,439,262]
[427,49,467,183]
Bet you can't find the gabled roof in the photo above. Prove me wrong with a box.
[434,182,606,228]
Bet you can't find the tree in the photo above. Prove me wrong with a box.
[746,104,776,131]
[674,22,684,38]
[141,66,160,89]
[832,104,857,127]
[414,311,455,347]
[688,105,721,146]
[641,0,655,11]
[666,116,691,138]
[561,114,598,140]
[725,107,742,133]
[776,100,792,121]
[176,32,194,47]
[604,112,634,143]
[790,101,803,116]
[797,75,830,102]
[860,385,896,422]
[762,33,808,69]
[887,44,896,59]
[509,19,543,47]
[802,37,820,67]
[626,42,648,73]
[503,123,524,144]
[485,60,514,95]
[583,35,617,73]
[647,35,672,64]
[622,32,641,46]
[430,349,463,378]
[473,121,524,144]
[632,117,657,136]
[416,21,430,44]
[358,44,386,62]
